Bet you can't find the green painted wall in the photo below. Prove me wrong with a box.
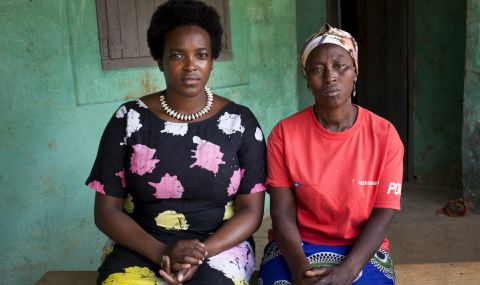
[2,0,474,282]
[295,1,327,110]
[463,0,480,210]
[0,0,297,284]
[412,0,466,187]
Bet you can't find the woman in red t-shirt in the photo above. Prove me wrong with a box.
[259,24,403,285]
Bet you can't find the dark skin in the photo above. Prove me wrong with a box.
[306,43,357,132]
[270,44,396,285]
[94,25,265,284]
[142,25,228,122]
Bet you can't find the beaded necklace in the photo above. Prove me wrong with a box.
[159,87,214,121]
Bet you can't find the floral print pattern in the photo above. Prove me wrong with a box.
[149,173,185,199]
[190,136,226,175]
[86,100,266,284]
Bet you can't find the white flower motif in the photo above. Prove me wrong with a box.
[136,100,148,108]
[116,106,127,118]
[217,112,245,135]
[207,242,254,283]
[161,122,188,136]
[255,127,263,141]
[121,109,142,145]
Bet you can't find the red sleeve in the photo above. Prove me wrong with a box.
[374,125,404,210]
[266,123,293,188]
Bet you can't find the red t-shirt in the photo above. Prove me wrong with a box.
[267,106,404,250]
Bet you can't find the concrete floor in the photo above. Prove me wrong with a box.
[253,182,480,268]
[389,182,480,264]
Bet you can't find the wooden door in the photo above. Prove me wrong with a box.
[327,0,412,179]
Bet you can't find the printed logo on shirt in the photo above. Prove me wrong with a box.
[387,183,402,195]
[358,180,379,186]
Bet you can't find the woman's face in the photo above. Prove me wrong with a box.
[305,43,357,108]
[159,25,213,98]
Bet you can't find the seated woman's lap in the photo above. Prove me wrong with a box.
[98,241,255,285]
[258,241,395,285]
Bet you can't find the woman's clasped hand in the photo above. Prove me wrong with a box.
[159,240,207,284]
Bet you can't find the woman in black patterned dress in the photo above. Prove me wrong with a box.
[86,1,266,284]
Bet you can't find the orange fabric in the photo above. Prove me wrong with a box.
[267,106,404,250]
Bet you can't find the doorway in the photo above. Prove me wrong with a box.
[327,0,413,179]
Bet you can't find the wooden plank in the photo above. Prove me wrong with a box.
[213,0,232,59]
[212,0,224,47]
[386,0,409,176]
[407,0,415,180]
[136,0,155,57]
[396,262,480,285]
[106,0,123,59]
[102,56,157,70]
[154,0,167,9]
[354,0,410,178]
[96,0,109,57]
[362,0,387,113]
[34,270,263,284]
[219,0,231,52]
[36,271,97,285]
[326,0,341,27]
[119,0,139,58]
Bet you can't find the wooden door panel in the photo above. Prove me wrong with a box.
[327,0,410,178]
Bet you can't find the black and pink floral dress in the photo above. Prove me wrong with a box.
[86,99,266,284]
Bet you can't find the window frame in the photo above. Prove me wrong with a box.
[95,0,232,70]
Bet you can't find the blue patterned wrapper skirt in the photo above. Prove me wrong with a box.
[258,240,395,285]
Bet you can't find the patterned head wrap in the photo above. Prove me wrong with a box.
[300,23,358,77]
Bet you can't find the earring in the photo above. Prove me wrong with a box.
[353,82,357,97]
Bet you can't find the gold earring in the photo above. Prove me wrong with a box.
[353,82,356,97]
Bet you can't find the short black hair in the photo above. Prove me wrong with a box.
[147,0,223,60]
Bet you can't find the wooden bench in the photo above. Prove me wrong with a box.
[36,271,97,285]
[36,271,260,284]
[395,262,480,284]
[37,262,480,284]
